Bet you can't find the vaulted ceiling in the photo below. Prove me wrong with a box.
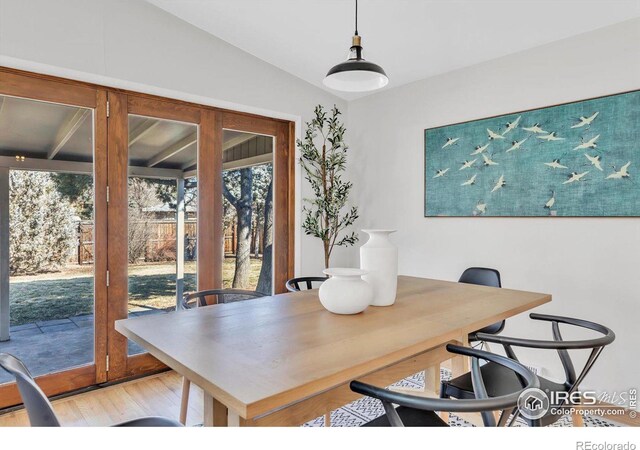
[147,0,640,100]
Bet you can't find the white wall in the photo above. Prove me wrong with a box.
[0,0,350,277]
[347,19,640,394]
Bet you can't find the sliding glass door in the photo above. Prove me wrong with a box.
[0,67,295,404]
[105,93,204,379]
[221,131,274,294]
[0,70,108,408]
[125,114,198,355]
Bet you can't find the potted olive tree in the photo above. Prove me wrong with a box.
[298,105,359,269]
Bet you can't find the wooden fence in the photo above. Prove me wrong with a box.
[75,219,260,265]
[75,220,197,265]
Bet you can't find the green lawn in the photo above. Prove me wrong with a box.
[9,257,263,326]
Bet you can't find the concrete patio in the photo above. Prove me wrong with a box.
[0,309,167,385]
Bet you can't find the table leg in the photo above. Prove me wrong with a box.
[203,393,228,427]
[228,409,252,427]
[451,334,470,378]
[424,366,440,396]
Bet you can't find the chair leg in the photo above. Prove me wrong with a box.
[324,413,331,427]
[572,411,584,427]
[439,385,450,423]
[179,377,191,425]
[571,394,584,427]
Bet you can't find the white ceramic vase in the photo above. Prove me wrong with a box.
[360,229,398,307]
[319,268,373,315]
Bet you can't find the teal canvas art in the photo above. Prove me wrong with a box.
[424,90,639,217]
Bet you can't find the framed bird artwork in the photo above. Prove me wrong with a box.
[424,89,639,217]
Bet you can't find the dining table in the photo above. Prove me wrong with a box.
[115,275,551,426]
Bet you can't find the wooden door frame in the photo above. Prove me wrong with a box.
[106,92,205,380]
[0,66,296,396]
[0,69,108,408]
[220,112,295,294]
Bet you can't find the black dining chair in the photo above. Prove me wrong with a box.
[180,288,264,309]
[440,313,615,427]
[350,344,539,427]
[178,288,264,424]
[285,276,327,292]
[434,268,504,395]
[459,267,504,336]
[0,353,182,427]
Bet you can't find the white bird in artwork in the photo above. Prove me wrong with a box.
[482,153,499,166]
[487,128,505,140]
[475,201,487,215]
[491,175,506,193]
[459,159,478,170]
[461,174,478,186]
[571,112,599,129]
[442,137,460,149]
[433,168,450,178]
[506,137,529,152]
[537,132,564,141]
[544,159,568,169]
[470,143,490,155]
[502,116,521,135]
[573,134,600,150]
[585,153,603,171]
[522,123,547,134]
[606,162,631,180]
[544,190,556,209]
[563,171,589,184]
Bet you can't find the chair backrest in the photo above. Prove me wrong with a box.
[459,267,504,335]
[285,276,327,292]
[350,344,539,427]
[181,288,264,309]
[475,313,615,395]
[0,353,61,427]
[458,267,502,288]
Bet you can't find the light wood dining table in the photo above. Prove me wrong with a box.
[115,275,551,427]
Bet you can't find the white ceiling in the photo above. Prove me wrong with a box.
[147,0,640,100]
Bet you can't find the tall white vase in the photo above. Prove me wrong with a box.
[360,230,398,307]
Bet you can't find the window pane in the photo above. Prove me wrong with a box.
[126,115,197,355]
[221,131,273,294]
[0,95,95,383]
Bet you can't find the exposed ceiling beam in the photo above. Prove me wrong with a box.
[47,109,90,160]
[180,133,257,171]
[182,152,272,179]
[0,156,183,179]
[224,133,256,150]
[147,132,197,167]
[129,119,161,146]
[223,153,272,171]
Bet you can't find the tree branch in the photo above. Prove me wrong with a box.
[222,181,238,207]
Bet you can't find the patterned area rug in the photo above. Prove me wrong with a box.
[302,369,622,427]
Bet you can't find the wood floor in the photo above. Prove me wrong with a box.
[1,370,636,427]
[0,371,203,427]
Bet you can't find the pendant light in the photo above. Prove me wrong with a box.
[323,0,388,92]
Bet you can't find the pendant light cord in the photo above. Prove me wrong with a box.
[355,0,358,36]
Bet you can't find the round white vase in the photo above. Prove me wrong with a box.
[360,229,398,307]
[319,268,373,315]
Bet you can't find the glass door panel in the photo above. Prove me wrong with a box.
[0,95,96,383]
[126,115,198,355]
[221,131,273,294]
